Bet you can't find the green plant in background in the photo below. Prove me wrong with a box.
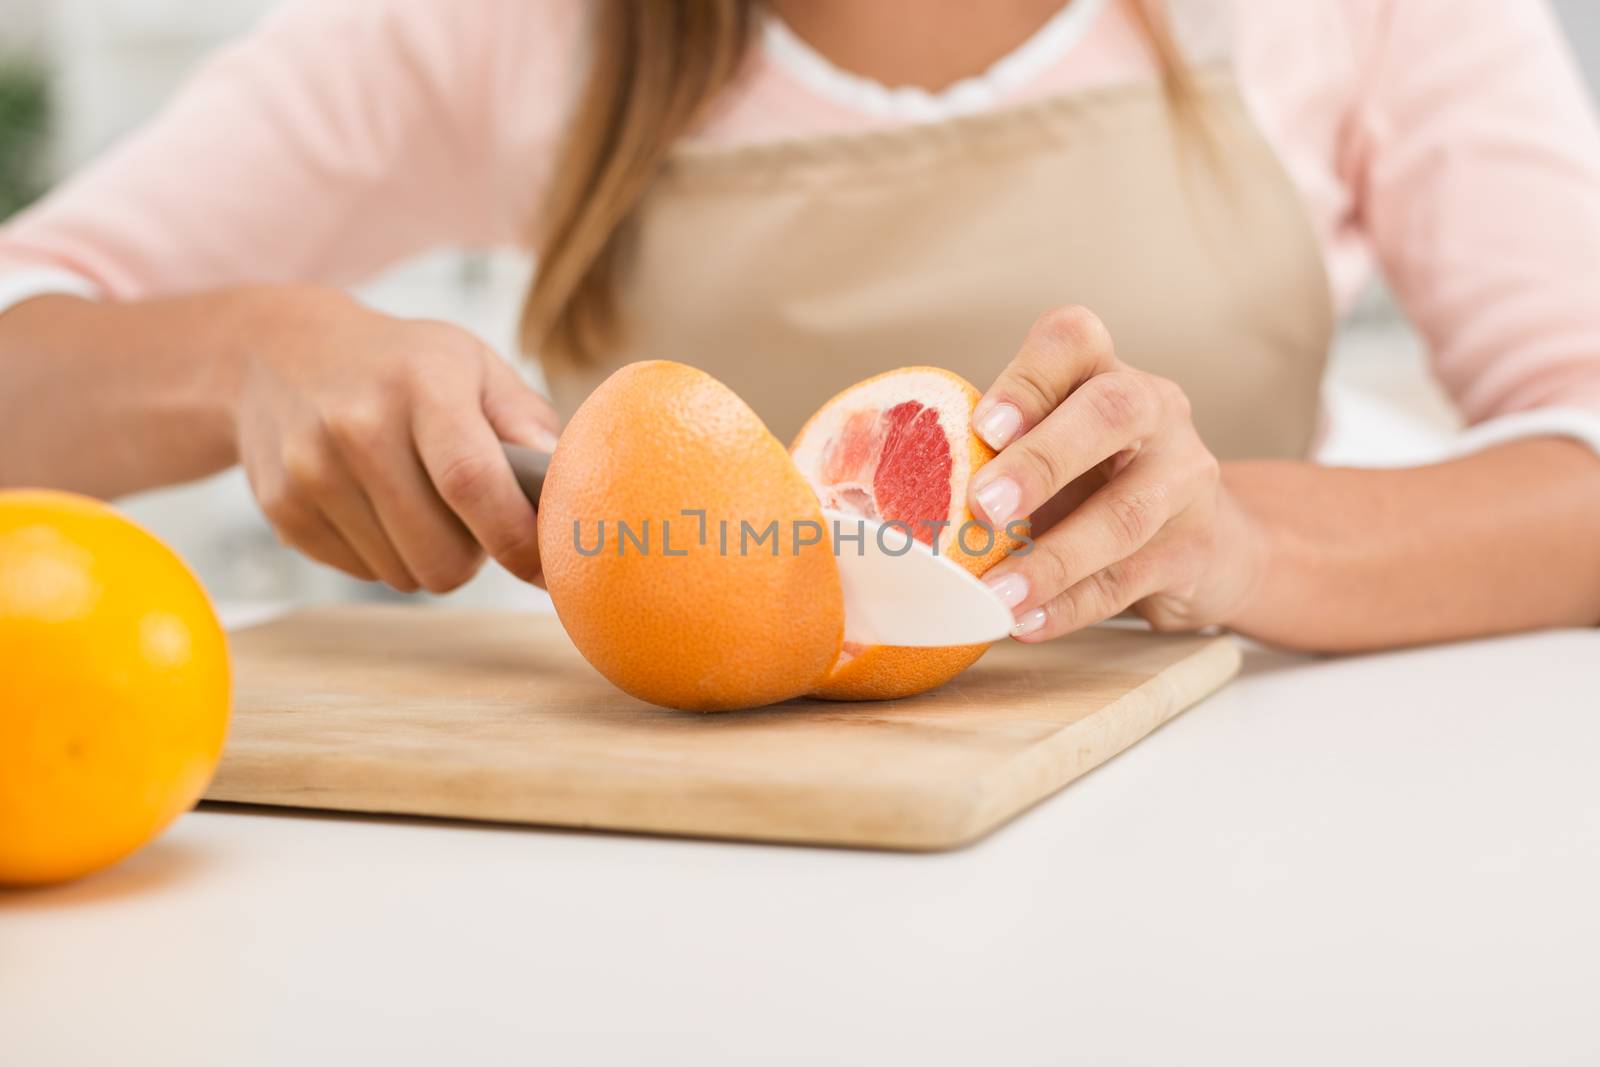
[0,55,50,222]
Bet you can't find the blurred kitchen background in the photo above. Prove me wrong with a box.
[1,0,1598,610]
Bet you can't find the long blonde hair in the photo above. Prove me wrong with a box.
[522,1,1195,361]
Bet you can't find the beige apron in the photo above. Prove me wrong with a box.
[540,66,1335,460]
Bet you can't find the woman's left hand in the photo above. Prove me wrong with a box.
[969,306,1267,641]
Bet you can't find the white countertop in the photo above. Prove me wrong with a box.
[4,615,1599,1066]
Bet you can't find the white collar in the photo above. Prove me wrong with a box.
[761,0,1111,123]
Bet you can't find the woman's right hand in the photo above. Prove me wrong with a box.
[232,286,560,592]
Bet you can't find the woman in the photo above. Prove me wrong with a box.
[2,0,1599,651]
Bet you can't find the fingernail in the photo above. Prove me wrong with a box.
[973,401,1023,450]
[984,571,1028,610]
[1012,607,1048,638]
[530,426,560,452]
[974,476,1021,527]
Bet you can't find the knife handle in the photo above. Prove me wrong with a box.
[502,443,549,508]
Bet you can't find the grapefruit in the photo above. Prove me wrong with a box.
[0,491,231,886]
[540,362,1013,711]
[791,368,1014,701]
[538,362,846,711]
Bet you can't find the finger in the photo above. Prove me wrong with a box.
[287,510,378,582]
[1028,467,1107,536]
[412,389,543,584]
[249,467,377,582]
[982,454,1177,616]
[970,370,1162,528]
[972,306,1118,451]
[276,431,425,591]
[1010,551,1166,643]
[321,406,487,595]
[309,471,423,593]
[482,356,561,451]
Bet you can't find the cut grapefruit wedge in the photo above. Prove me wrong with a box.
[792,368,1015,701]
[538,362,1016,711]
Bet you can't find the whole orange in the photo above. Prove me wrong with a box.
[0,490,230,885]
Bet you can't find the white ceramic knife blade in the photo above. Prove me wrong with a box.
[820,509,1016,648]
[503,445,1017,648]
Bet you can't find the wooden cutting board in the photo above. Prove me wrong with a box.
[207,606,1239,851]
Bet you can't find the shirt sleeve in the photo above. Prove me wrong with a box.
[0,0,578,303]
[1349,0,1600,424]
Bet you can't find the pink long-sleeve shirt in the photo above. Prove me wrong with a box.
[3,0,1600,439]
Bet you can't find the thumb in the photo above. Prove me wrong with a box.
[482,354,561,453]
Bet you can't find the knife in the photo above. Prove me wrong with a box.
[502,444,1016,648]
